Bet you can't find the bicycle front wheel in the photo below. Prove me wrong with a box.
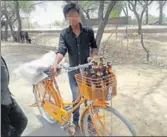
[81,106,136,136]
[33,82,58,124]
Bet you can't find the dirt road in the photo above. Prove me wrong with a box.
[1,41,167,136]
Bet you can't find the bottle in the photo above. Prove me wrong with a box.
[102,64,107,76]
[86,65,92,77]
[93,62,98,72]
[100,57,103,64]
[101,64,107,87]
[97,66,104,88]
[107,62,112,74]
[89,66,96,88]
[98,63,103,77]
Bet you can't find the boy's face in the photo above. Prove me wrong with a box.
[66,10,80,26]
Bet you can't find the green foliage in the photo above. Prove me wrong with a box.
[148,14,158,23]
[53,20,62,26]
[19,1,36,14]
[110,8,121,18]
[63,1,97,18]
[52,19,68,28]
[110,1,123,18]
[79,1,97,11]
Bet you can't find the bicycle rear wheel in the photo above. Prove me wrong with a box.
[81,106,136,136]
[33,81,58,124]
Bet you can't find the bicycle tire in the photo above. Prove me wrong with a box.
[81,106,136,136]
[33,83,58,124]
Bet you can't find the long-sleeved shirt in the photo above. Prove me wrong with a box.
[57,23,97,67]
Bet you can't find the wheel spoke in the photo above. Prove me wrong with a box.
[81,106,136,136]
[94,112,110,134]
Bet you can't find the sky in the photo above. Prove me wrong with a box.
[30,1,64,25]
[29,1,167,26]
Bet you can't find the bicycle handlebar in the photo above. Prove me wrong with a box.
[44,61,92,77]
[61,62,92,72]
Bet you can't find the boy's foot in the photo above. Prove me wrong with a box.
[67,123,76,136]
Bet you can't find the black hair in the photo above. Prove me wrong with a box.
[63,3,80,18]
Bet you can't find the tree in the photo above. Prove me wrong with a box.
[158,1,166,25]
[128,1,152,62]
[1,1,16,41]
[145,1,149,24]
[96,1,117,49]
[122,1,129,18]
[15,1,43,41]
[14,0,22,42]
[79,1,97,19]
[1,1,42,41]
[148,14,158,24]
[110,1,123,18]
[128,1,152,34]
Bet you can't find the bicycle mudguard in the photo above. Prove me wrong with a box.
[42,101,69,124]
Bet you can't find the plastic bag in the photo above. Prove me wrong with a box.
[13,51,57,84]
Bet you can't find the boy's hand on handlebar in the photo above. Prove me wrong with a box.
[87,55,99,62]
[87,57,93,62]
[49,64,60,75]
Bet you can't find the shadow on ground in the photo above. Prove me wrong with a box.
[27,115,66,136]
[27,115,82,136]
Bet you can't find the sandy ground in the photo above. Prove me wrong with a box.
[1,40,167,136]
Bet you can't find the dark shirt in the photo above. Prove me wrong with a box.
[57,23,97,67]
[1,56,12,105]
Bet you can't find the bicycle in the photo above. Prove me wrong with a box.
[31,61,136,136]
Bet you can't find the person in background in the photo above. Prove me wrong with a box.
[1,56,28,136]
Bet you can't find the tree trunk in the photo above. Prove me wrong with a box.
[79,11,87,26]
[159,2,163,25]
[3,2,8,41]
[96,1,116,50]
[140,33,149,61]
[85,11,90,19]
[135,12,142,35]
[96,21,106,50]
[8,18,17,41]
[14,0,22,42]
[4,20,8,41]
[1,31,4,40]
[98,1,104,20]
[125,4,129,17]
[123,4,129,18]
[145,4,149,24]
[3,13,16,41]
[138,20,142,34]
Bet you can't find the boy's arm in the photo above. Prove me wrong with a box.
[55,31,67,65]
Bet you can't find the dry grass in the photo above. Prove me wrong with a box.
[99,33,167,68]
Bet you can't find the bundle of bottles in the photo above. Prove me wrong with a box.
[84,58,113,88]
